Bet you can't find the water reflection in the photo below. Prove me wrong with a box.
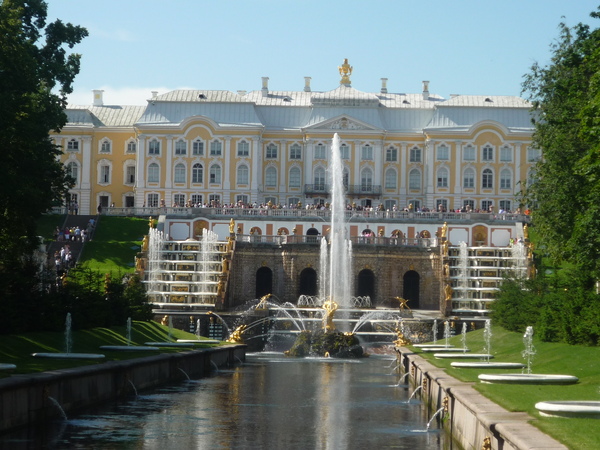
[1,354,449,449]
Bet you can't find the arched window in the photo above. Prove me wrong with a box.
[265,167,277,187]
[237,164,249,185]
[66,161,78,184]
[482,168,493,189]
[175,139,186,155]
[100,139,111,153]
[209,164,221,184]
[290,144,302,160]
[237,140,249,157]
[409,169,421,190]
[174,163,186,183]
[192,139,204,156]
[463,168,475,188]
[500,169,512,189]
[192,163,203,183]
[126,141,137,154]
[314,167,325,190]
[148,163,159,183]
[385,168,397,189]
[437,167,448,188]
[361,167,373,191]
[289,167,301,188]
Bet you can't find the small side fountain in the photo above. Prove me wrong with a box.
[426,397,449,431]
[33,313,106,359]
[479,326,579,385]
[100,318,160,351]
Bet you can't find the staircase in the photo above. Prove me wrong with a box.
[46,215,98,266]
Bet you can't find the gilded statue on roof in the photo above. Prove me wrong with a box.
[339,58,352,85]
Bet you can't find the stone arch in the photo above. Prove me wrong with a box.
[419,230,431,238]
[403,270,420,309]
[306,227,319,243]
[298,267,318,297]
[250,226,262,235]
[255,266,272,299]
[277,227,289,235]
[356,268,375,299]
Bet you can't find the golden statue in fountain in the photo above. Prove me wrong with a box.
[394,297,412,312]
[256,293,272,310]
[393,323,412,347]
[322,298,338,332]
[227,324,247,343]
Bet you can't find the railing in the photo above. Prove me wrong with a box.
[236,234,439,247]
[303,184,382,196]
[101,206,530,223]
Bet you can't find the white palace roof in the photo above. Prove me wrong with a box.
[65,84,533,134]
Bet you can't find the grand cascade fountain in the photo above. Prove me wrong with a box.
[136,134,532,346]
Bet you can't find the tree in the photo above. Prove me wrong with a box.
[0,1,87,270]
[522,8,600,279]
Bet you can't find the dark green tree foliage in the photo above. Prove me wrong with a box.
[0,1,87,266]
[522,9,600,278]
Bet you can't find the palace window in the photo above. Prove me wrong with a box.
[386,146,398,162]
[482,145,494,162]
[126,165,135,184]
[266,143,278,159]
[67,139,79,152]
[437,145,449,161]
[126,141,137,154]
[463,145,475,161]
[500,169,512,189]
[100,165,110,184]
[290,144,302,160]
[210,140,222,156]
[193,139,204,156]
[409,169,421,190]
[314,167,325,191]
[237,140,249,157]
[174,194,185,206]
[410,147,421,162]
[265,167,277,187]
[191,194,203,205]
[499,200,512,211]
[147,193,159,207]
[437,167,449,188]
[361,145,373,161]
[100,140,111,153]
[385,168,397,189]
[361,168,373,191]
[192,163,203,183]
[209,165,221,184]
[149,139,160,155]
[340,144,350,160]
[482,169,493,189]
[236,194,248,204]
[148,163,159,183]
[463,168,475,188]
[289,167,301,188]
[527,147,542,162]
[237,164,249,185]
[315,143,326,160]
[500,146,512,162]
[66,162,78,184]
[174,163,186,183]
[175,140,187,155]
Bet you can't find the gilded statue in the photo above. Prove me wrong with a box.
[393,324,412,347]
[322,298,338,332]
[441,222,448,239]
[444,283,453,301]
[394,297,412,312]
[229,218,235,234]
[142,235,149,252]
[256,293,272,310]
[338,58,353,85]
[227,324,247,344]
[443,263,450,279]
[523,223,529,239]
[441,239,449,256]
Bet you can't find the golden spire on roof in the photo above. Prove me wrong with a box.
[339,58,352,86]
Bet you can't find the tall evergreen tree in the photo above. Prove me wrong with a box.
[522,8,600,279]
[0,1,87,268]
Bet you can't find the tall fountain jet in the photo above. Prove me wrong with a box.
[319,134,353,325]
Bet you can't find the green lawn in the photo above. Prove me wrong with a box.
[411,325,600,450]
[0,321,222,377]
[37,214,66,240]
[79,216,149,273]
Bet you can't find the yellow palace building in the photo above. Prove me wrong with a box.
[53,60,537,215]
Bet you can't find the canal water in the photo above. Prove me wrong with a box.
[1,353,450,449]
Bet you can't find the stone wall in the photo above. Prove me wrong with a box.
[227,241,443,311]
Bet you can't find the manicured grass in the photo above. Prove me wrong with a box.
[0,321,223,377]
[411,325,600,450]
[79,216,149,273]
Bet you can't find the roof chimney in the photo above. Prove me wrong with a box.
[237,90,247,96]
[93,89,104,106]
[261,77,269,97]
[380,78,388,94]
[422,80,430,100]
[151,91,158,100]
[304,76,312,92]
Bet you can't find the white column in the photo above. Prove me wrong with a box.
[279,140,287,194]
[515,142,522,196]
[135,136,146,207]
[353,140,361,188]
[81,136,92,214]
[399,143,407,207]
[454,141,463,208]
[374,140,383,188]
[425,139,435,209]
[304,139,314,185]
[165,136,173,189]
[250,137,261,203]
[223,136,231,192]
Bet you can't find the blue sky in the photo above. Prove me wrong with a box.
[46,0,600,105]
